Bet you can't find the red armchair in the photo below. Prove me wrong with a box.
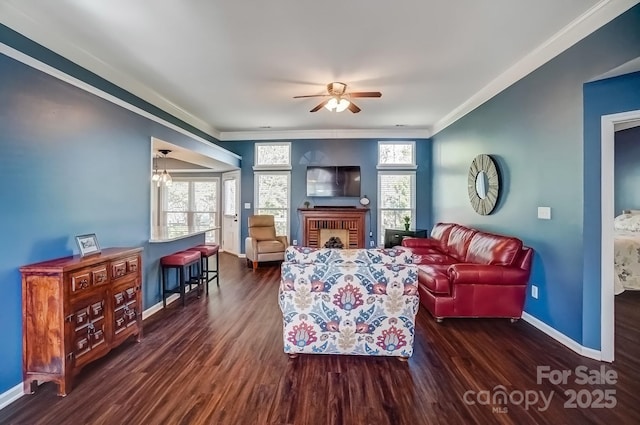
[401,223,532,322]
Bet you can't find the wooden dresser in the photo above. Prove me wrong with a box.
[20,247,143,396]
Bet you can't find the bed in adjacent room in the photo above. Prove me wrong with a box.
[614,210,640,294]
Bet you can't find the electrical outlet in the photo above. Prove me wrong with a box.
[369,240,375,247]
[369,231,373,237]
[531,285,538,299]
[293,240,298,246]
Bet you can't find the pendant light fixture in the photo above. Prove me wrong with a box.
[153,149,173,186]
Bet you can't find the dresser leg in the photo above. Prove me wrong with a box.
[23,379,36,394]
[57,377,72,397]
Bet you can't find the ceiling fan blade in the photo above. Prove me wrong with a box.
[310,99,329,112]
[347,102,361,113]
[293,94,329,98]
[348,91,382,98]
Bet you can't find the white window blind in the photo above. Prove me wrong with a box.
[255,172,290,237]
[377,171,416,246]
[163,179,219,242]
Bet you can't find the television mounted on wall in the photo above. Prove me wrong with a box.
[306,166,361,197]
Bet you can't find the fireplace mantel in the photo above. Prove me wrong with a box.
[298,207,368,248]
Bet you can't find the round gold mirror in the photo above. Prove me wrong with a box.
[468,154,499,215]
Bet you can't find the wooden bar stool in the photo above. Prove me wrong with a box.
[186,244,220,294]
[160,250,202,307]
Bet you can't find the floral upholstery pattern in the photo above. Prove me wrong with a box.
[284,246,414,265]
[279,247,419,357]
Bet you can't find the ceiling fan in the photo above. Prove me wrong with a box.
[293,82,382,113]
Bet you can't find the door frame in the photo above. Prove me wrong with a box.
[600,109,640,362]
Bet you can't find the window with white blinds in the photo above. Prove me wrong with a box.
[253,142,292,237]
[162,178,220,243]
[254,172,290,237]
[377,142,417,246]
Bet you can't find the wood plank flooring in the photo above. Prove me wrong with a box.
[1,253,639,424]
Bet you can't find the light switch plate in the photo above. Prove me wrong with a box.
[244,202,251,209]
[537,207,551,220]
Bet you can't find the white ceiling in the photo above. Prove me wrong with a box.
[1,0,638,142]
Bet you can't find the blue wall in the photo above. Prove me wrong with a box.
[613,126,640,215]
[431,6,640,348]
[218,139,431,249]
[0,30,237,393]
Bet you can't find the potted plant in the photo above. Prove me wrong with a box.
[403,215,411,231]
[303,200,311,209]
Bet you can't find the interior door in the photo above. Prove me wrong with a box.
[222,170,241,255]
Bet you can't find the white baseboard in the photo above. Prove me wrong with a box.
[521,312,602,361]
[0,383,23,411]
[142,291,193,320]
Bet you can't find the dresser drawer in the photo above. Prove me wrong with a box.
[70,265,108,293]
[111,260,127,279]
[112,256,139,279]
[126,257,139,274]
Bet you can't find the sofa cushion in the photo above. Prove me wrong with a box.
[430,223,457,246]
[413,253,458,265]
[418,265,451,294]
[257,240,286,254]
[464,232,523,266]
[444,225,478,260]
[251,226,277,241]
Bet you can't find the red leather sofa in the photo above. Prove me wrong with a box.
[401,223,532,322]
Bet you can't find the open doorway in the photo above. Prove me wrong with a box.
[600,111,640,362]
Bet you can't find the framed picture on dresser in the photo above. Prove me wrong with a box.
[75,233,101,257]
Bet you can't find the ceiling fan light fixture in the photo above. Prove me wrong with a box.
[335,98,350,112]
[324,97,338,111]
[324,97,350,112]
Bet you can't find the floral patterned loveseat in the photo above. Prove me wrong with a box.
[278,246,419,358]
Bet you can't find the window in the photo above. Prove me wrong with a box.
[254,142,291,169]
[378,141,416,168]
[254,142,291,237]
[223,178,236,216]
[162,178,220,243]
[254,172,290,237]
[377,142,417,246]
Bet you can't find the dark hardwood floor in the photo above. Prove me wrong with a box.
[2,253,639,424]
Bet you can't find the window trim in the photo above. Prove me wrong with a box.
[253,141,292,171]
[253,170,292,237]
[377,141,417,170]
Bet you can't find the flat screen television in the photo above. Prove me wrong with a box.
[306,166,361,197]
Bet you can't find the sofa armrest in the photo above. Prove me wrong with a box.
[245,237,258,261]
[448,263,529,286]
[401,237,441,249]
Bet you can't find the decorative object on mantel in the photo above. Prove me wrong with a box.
[467,154,500,215]
[359,195,370,207]
[303,200,311,209]
[152,149,173,186]
[403,215,411,231]
[75,233,101,257]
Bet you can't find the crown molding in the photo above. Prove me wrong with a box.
[2,0,636,143]
[219,128,432,141]
[0,1,221,140]
[431,0,640,136]
[0,42,240,166]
